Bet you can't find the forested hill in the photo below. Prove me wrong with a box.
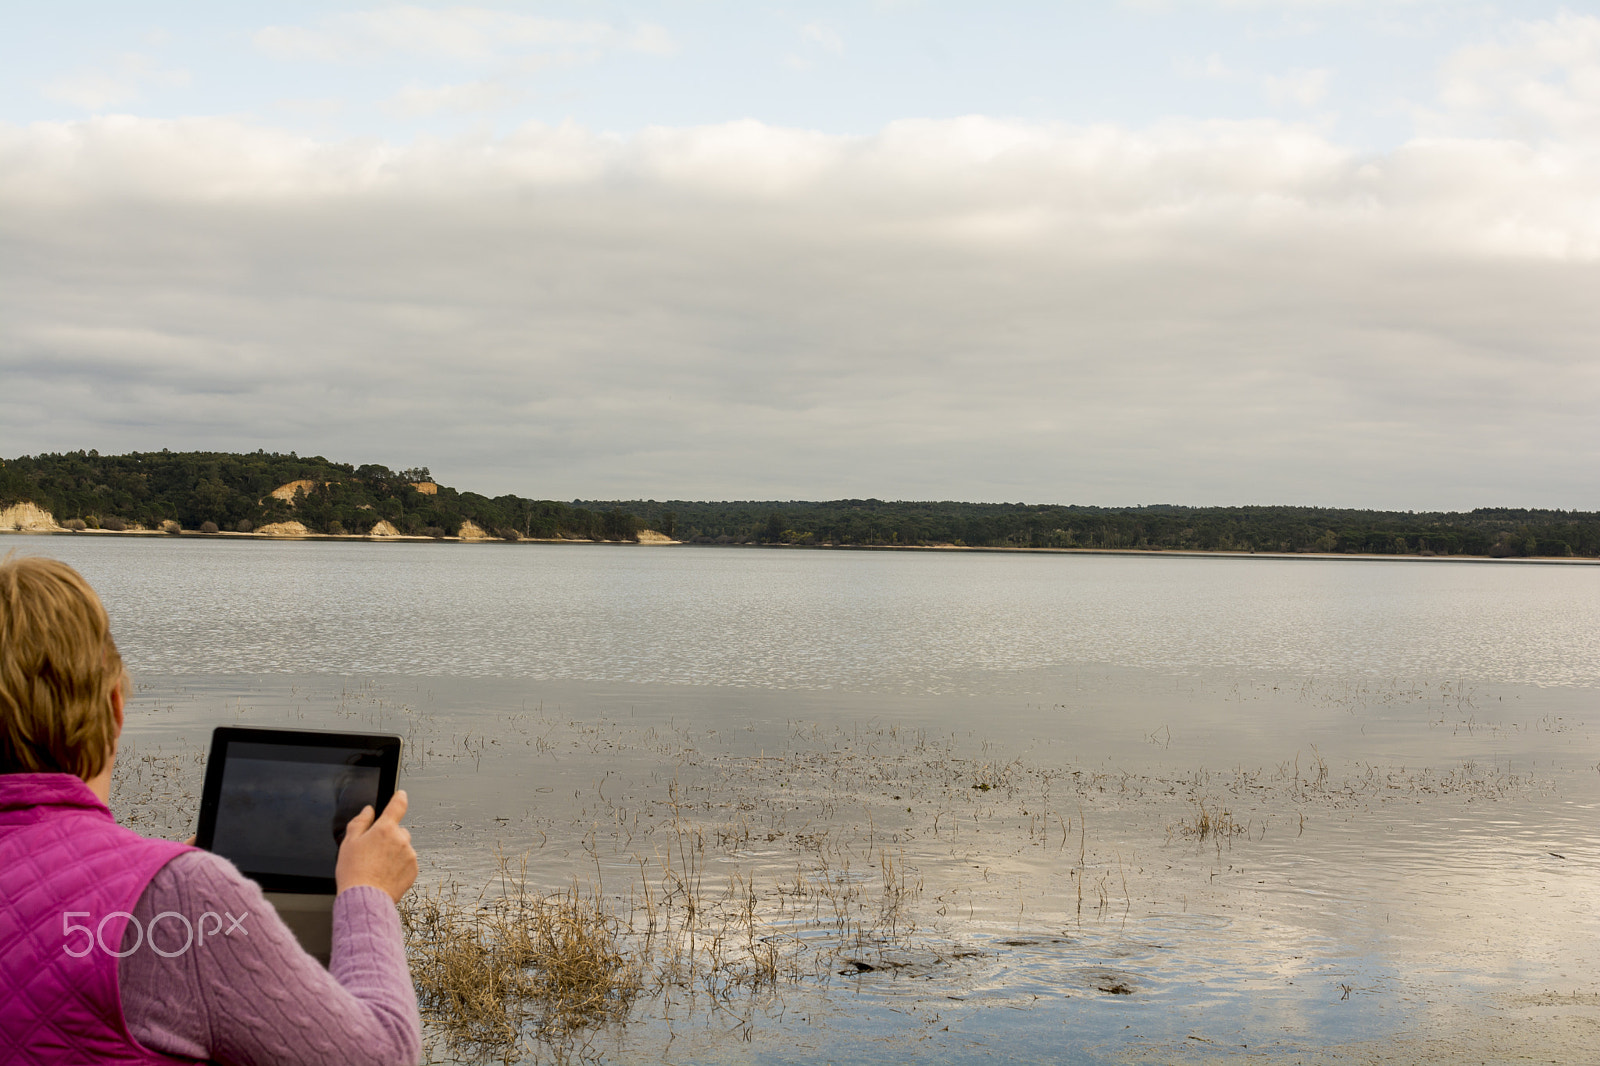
[0,451,640,540]
[3,451,1596,557]
[588,499,1600,558]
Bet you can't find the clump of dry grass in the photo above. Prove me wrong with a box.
[402,857,641,1057]
[1177,798,1246,845]
[524,887,639,1023]
[402,887,524,1050]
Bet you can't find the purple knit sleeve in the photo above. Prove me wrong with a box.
[120,851,421,1066]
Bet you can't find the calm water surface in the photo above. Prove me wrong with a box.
[17,536,1600,1063]
[28,537,1600,691]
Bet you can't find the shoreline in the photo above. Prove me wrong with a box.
[801,541,1600,565]
[3,526,1596,563]
[0,527,672,545]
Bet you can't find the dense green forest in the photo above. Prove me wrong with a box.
[588,499,1600,558]
[3,450,1595,557]
[0,451,639,540]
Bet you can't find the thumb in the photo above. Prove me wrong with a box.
[345,804,377,840]
[376,789,409,827]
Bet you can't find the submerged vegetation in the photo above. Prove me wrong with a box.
[5,449,1598,555]
[111,671,1581,1064]
[384,706,1556,1062]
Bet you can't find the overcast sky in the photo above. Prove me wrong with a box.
[2,2,1597,509]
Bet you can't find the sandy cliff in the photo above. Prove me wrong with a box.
[0,502,62,532]
[268,480,325,503]
[254,521,310,537]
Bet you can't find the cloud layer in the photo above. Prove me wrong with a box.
[255,7,674,63]
[3,15,1598,508]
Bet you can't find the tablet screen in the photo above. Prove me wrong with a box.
[196,728,401,894]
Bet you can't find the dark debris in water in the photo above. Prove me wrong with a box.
[838,947,988,976]
[1069,967,1143,997]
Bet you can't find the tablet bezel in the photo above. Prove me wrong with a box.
[194,726,402,894]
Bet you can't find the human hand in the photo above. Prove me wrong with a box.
[335,790,418,903]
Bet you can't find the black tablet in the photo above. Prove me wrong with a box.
[194,727,403,894]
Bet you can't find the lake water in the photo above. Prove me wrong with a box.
[15,536,1600,1064]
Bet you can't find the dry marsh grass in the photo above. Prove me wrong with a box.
[402,857,641,1057]
[1173,798,1246,847]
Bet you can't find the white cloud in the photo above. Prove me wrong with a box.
[1182,54,1331,109]
[386,80,518,118]
[252,25,346,63]
[1263,67,1331,107]
[41,53,190,111]
[1129,0,1426,9]
[2,98,1597,508]
[273,97,348,120]
[4,15,1600,507]
[801,23,845,57]
[255,7,674,64]
[1431,11,1600,143]
[786,22,844,71]
[254,8,675,124]
[626,24,677,57]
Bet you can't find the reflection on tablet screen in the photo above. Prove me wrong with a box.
[210,742,382,880]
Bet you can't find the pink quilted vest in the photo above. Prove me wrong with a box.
[0,773,197,1065]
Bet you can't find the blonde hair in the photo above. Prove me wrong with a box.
[0,555,125,778]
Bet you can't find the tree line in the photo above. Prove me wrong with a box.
[5,451,1595,557]
[0,451,640,541]
[587,499,1600,558]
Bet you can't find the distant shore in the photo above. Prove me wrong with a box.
[8,526,1598,564]
[804,541,1600,565]
[0,526,673,546]
[9,453,1596,561]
